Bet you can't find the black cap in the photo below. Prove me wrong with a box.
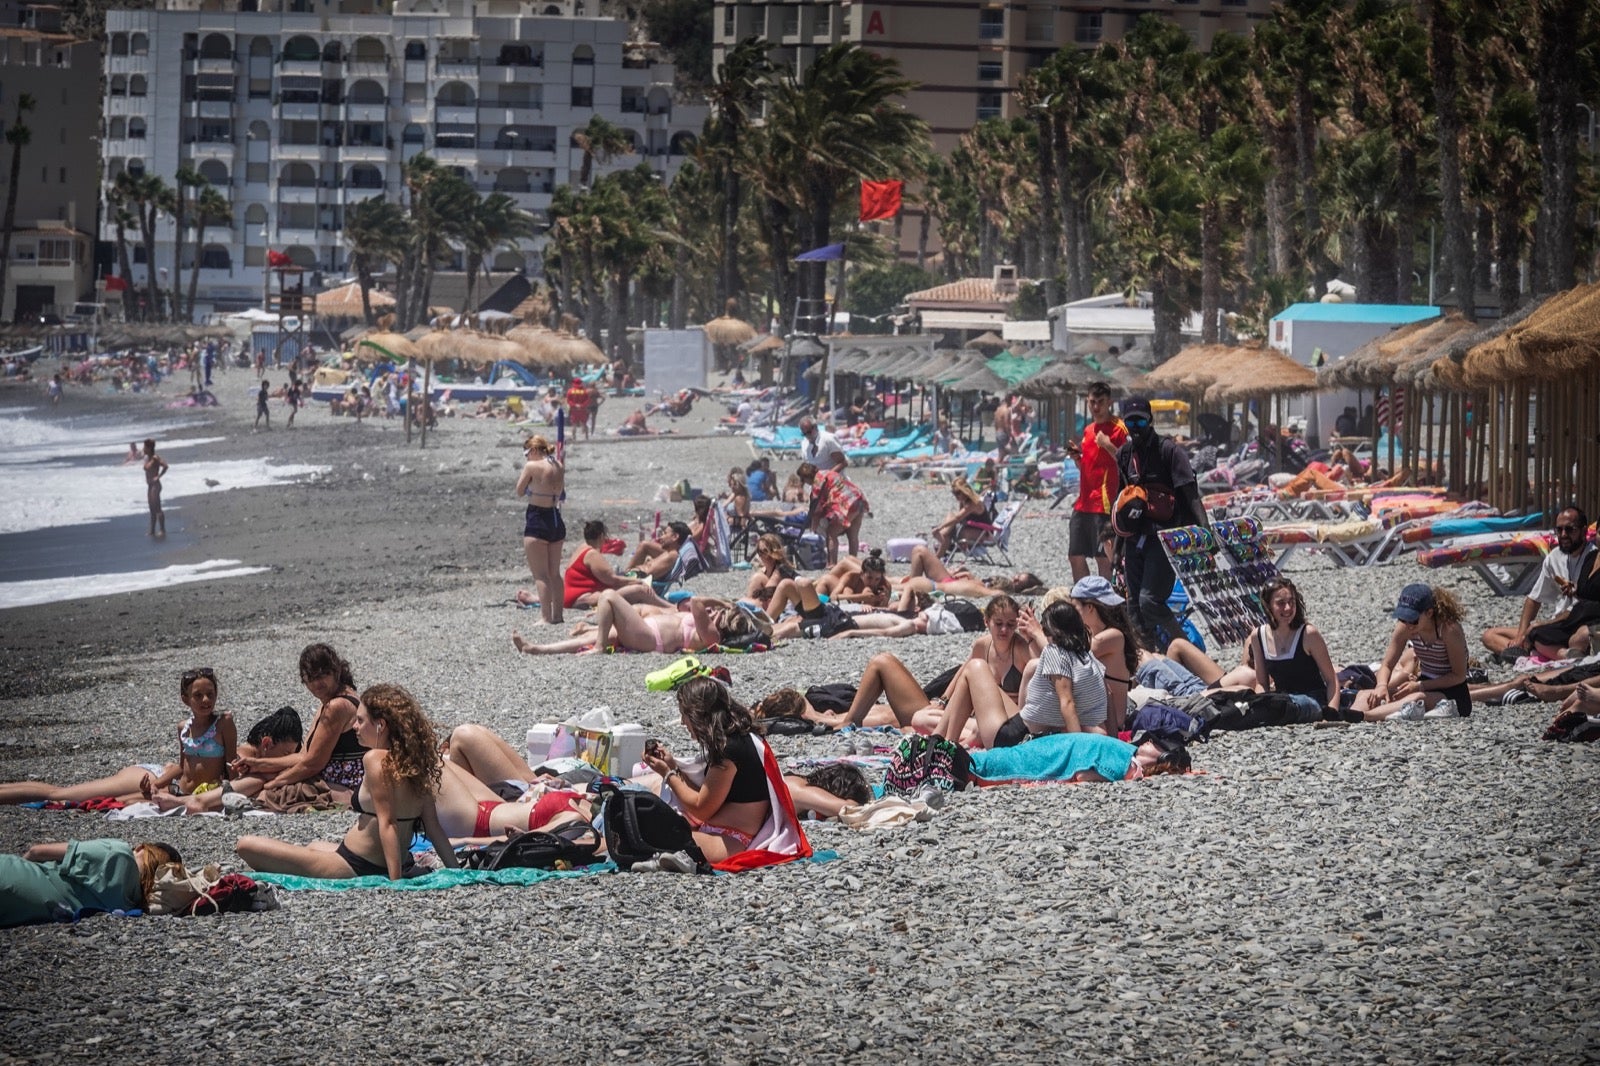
[1121,396,1153,419]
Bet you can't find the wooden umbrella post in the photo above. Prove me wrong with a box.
[419,357,432,448]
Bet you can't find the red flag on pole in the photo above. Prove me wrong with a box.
[859,180,903,222]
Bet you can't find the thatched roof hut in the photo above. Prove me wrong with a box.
[1138,344,1237,392]
[355,332,421,361]
[1455,282,1600,386]
[313,282,394,317]
[1204,348,1320,404]
[703,315,757,347]
[969,330,1007,350]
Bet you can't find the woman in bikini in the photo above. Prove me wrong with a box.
[512,592,759,655]
[640,677,775,863]
[725,467,751,529]
[745,533,798,608]
[237,683,457,880]
[537,520,670,611]
[517,434,566,626]
[814,549,892,608]
[896,544,1044,600]
[143,438,167,537]
[0,667,234,805]
[931,478,990,556]
[232,643,366,797]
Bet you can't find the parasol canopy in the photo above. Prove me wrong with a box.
[313,282,394,317]
[704,315,757,347]
[1204,348,1321,403]
[355,331,421,362]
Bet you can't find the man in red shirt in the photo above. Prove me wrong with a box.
[1067,382,1127,580]
[564,377,592,440]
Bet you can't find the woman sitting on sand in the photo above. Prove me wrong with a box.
[639,678,777,863]
[745,534,798,608]
[1245,576,1340,722]
[233,643,366,796]
[533,520,671,611]
[1350,583,1472,721]
[931,478,992,556]
[0,667,235,806]
[237,684,457,880]
[931,601,1108,749]
[513,592,758,655]
[1,839,184,928]
[626,521,692,583]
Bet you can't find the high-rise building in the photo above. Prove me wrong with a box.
[103,0,706,315]
[0,1,99,322]
[714,0,1272,255]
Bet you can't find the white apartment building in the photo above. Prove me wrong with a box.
[103,0,706,315]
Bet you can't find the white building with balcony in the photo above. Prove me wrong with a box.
[102,0,706,315]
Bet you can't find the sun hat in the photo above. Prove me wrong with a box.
[1070,575,1125,607]
[1392,583,1435,624]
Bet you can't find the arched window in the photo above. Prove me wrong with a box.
[248,120,271,142]
[199,160,230,186]
[352,37,387,63]
[493,250,525,271]
[128,117,147,139]
[245,203,268,226]
[130,75,147,97]
[200,33,231,59]
[669,131,696,156]
[201,244,232,270]
[571,44,594,66]
[404,41,426,61]
[282,36,319,62]
[542,5,561,14]
[279,162,316,187]
[127,157,146,178]
[108,117,126,139]
[435,81,475,107]
[131,33,149,55]
[283,245,316,268]
[249,37,272,58]
[347,79,385,104]
[347,163,383,190]
[402,124,425,144]
[110,34,129,57]
[110,75,127,96]
[322,41,343,62]
[494,167,530,192]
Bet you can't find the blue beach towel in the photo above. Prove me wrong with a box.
[967,733,1137,786]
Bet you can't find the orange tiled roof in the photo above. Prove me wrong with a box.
[905,277,1025,308]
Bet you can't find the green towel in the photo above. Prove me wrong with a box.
[253,863,615,892]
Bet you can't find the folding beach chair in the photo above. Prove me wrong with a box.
[946,501,1023,567]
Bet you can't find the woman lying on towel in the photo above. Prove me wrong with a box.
[0,667,235,806]
[897,544,1045,600]
[512,592,758,655]
[236,684,457,880]
[930,601,1109,749]
[967,732,1192,785]
[639,678,777,863]
[1,838,183,928]
[434,724,593,843]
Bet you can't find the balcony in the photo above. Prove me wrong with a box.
[195,56,237,75]
[479,105,543,127]
[185,140,237,161]
[273,227,322,245]
[435,58,480,78]
[278,58,322,76]
[276,184,320,204]
[339,142,390,162]
[343,102,388,123]
[435,105,477,125]
[275,142,325,161]
[483,63,541,83]
[505,190,551,212]
[430,145,476,167]
[105,96,147,117]
[106,55,149,75]
[341,184,388,204]
[278,101,321,121]
[101,137,144,158]
[188,100,236,120]
[345,59,390,78]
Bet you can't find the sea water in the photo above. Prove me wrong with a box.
[0,403,328,607]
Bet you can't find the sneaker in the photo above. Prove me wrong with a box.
[655,850,699,874]
[911,783,946,810]
[1385,699,1426,722]
[629,858,662,873]
[1423,699,1460,719]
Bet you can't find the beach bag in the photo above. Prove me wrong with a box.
[942,598,985,633]
[1126,702,1207,744]
[457,822,602,871]
[594,782,711,872]
[804,683,858,714]
[921,665,961,702]
[882,735,972,798]
[1543,710,1600,743]
[800,602,857,639]
[145,862,225,916]
[794,533,828,570]
[1203,690,1299,731]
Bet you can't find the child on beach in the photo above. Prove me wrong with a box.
[143,438,167,537]
[255,379,271,430]
[0,667,236,805]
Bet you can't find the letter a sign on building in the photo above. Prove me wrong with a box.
[865,8,886,34]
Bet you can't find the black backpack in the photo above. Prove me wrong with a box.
[594,782,711,873]
[943,598,985,633]
[456,821,602,872]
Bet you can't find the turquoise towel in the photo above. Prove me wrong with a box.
[253,851,840,891]
[968,733,1136,785]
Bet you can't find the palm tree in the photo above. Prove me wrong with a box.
[571,115,634,189]
[0,93,35,321]
[110,200,138,313]
[1194,33,1265,342]
[393,155,476,330]
[1531,0,1587,292]
[167,167,205,321]
[460,192,537,313]
[1422,0,1475,321]
[114,170,168,322]
[760,43,929,322]
[343,196,408,325]
[705,38,772,313]
[185,186,232,322]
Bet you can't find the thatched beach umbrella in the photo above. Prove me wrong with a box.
[1203,348,1319,405]
[313,282,394,318]
[1138,343,1235,392]
[355,331,420,362]
[703,314,756,348]
[969,330,1007,351]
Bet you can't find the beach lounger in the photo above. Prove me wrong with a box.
[1416,531,1557,597]
[946,501,1023,568]
[845,425,931,464]
[748,426,806,457]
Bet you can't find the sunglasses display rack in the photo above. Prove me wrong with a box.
[1159,516,1281,647]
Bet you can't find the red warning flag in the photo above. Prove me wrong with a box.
[859,180,903,222]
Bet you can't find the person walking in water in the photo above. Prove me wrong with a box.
[516,434,567,625]
[255,380,271,431]
[143,438,168,537]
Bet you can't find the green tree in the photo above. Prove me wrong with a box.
[393,155,476,330]
[849,262,936,333]
[705,38,771,314]
[0,93,35,322]
[461,192,537,314]
[184,185,230,323]
[343,196,409,326]
[572,114,634,189]
[640,0,714,87]
[114,170,168,322]
[166,166,204,321]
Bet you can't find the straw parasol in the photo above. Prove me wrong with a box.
[744,334,784,355]
[1204,348,1320,404]
[1137,343,1236,392]
[1017,356,1112,398]
[355,331,421,362]
[313,282,394,317]
[969,330,1007,350]
[1458,282,1600,384]
[703,314,757,347]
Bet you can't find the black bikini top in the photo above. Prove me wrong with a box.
[999,664,1023,696]
[350,787,418,827]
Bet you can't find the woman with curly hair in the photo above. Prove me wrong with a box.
[237,684,458,880]
[1352,583,1472,722]
[640,677,773,863]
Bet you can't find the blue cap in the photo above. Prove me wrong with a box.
[1393,583,1434,624]
[1071,575,1125,606]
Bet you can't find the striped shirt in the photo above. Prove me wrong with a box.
[1022,645,1107,732]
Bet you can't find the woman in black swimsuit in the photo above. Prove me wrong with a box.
[516,434,567,625]
[968,595,1043,699]
[233,643,366,795]
[237,683,457,880]
[640,677,774,863]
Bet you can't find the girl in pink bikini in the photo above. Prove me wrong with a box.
[511,592,760,655]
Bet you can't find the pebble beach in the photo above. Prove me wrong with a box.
[0,377,1596,1064]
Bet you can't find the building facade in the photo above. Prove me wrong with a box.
[714,0,1273,256]
[103,0,706,315]
[0,1,99,321]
